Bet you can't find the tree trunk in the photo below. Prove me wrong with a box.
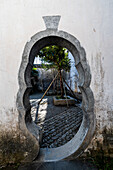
[59,69,64,98]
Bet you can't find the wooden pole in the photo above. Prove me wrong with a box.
[38,72,59,104]
[35,72,59,123]
[63,77,76,97]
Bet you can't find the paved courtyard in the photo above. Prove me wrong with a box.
[30,93,83,148]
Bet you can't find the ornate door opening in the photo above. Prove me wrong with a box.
[17,16,95,162]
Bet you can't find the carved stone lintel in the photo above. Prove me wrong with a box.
[43,15,61,30]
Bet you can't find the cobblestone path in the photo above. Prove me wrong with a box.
[40,106,83,148]
[30,93,83,148]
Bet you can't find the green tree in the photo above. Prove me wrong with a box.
[38,45,71,98]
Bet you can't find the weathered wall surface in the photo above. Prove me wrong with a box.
[0,0,113,164]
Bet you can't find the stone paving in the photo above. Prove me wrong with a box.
[30,93,83,148]
[19,160,97,170]
[41,107,83,148]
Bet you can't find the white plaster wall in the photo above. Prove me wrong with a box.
[0,0,113,137]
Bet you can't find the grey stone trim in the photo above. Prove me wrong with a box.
[17,28,95,162]
[43,15,61,30]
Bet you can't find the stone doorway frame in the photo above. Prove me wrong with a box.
[17,17,95,162]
